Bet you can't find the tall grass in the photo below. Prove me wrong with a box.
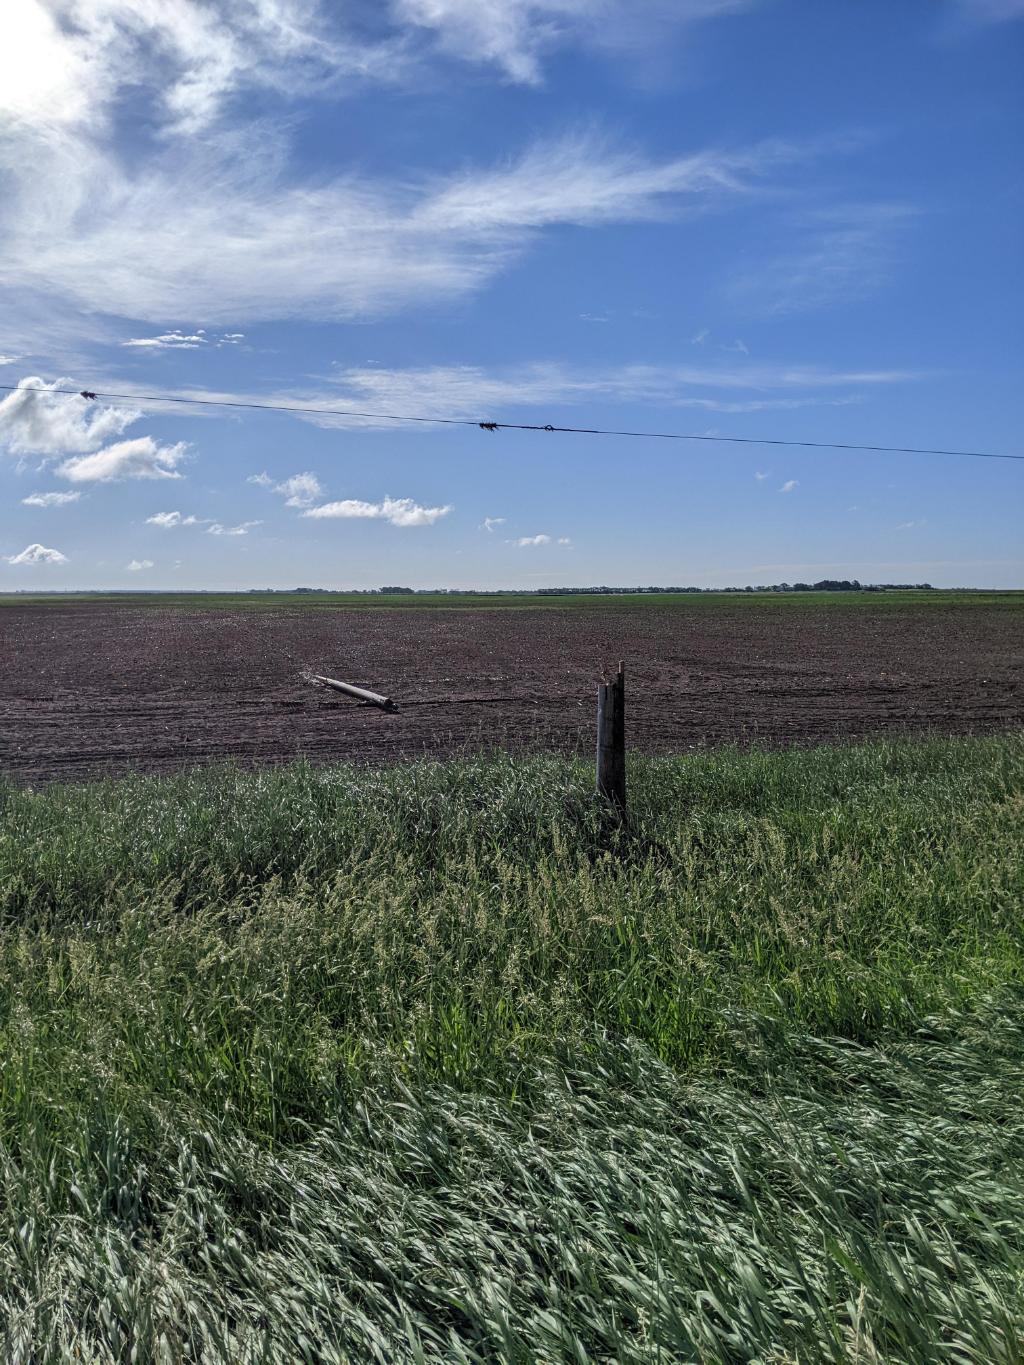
[0,735,1022,1359]
[1,1003,1022,1362]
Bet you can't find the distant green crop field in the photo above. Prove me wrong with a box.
[1,735,1022,1358]
[2,588,1022,611]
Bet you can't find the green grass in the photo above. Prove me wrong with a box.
[1,735,1022,1359]
[2,588,1023,611]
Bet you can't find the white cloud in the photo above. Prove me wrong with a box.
[21,490,81,506]
[0,0,93,127]
[275,472,323,507]
[123,329,207,349]
[4,542,67,565]
[126,559,154,571]
[512,534,552,546]
[0,0,751,147]
[146,510,203,527]
[0,3,848,340]
[207,520,262,536]
[250,470,324,506]
[58,436,187,482]
[893,519,924,530]
[123,328,245,349]
[481,516,506,532]
[0,355,21,365]
[0,0,401,136]
[305,499,381,521]
[0,377,138,456]
[779,479,798,493]
[557,536,572,545]
[303,496,451,526]
[754,470,769,480]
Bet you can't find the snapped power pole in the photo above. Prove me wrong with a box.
[596,660,626,821]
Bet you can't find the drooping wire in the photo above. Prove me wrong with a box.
[0,381,1020,462]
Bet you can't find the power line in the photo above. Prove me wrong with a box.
[1,381,1020,462]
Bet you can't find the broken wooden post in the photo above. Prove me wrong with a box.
[304,672,398,712]
[596,660,626,820]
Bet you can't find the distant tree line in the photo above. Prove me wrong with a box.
[534,580,935,595]
[250,581,935,596]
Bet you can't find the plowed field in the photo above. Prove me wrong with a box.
[2,600,1021,783]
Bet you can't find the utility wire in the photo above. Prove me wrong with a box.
[1,381,1020,462]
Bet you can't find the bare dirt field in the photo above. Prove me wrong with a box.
[1,599,1021,784]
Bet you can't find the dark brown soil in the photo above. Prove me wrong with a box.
[1,603,1021,784]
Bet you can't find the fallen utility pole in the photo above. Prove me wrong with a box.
[304,672,398,712]
[596,660,626,821]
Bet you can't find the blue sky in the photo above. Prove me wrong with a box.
[1,0,1021,590]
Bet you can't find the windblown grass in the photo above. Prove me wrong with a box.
[3,1000,1023,1363]
[0,735,1022,1359]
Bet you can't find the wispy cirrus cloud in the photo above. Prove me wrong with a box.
[309,358,916,426]
[395,0,755,84]
[0,131,801,328]
[729,203,916,315]
[779,479,798,493]
[481,516,506,532]
[56,356,911,445]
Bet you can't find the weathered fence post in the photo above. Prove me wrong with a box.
[596,660,626,821]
